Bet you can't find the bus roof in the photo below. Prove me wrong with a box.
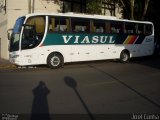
[24,12,153,24]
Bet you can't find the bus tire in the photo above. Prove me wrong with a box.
[47,53,64,69]
[120,50,130,63]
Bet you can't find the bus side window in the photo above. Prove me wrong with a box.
[59,18,67,32]
[48,17,59,32]
[137,24,144,34]
[125,23,135,34]
[93,20,105,33]
[49,17,55,32]
[111,26,116,33]
[54,18,59,31]
[71,18,90,33]
[144,24,152,35]
[110,22,123,34]
[49,17,68,32]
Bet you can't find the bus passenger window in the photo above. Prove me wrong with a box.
[53,18,59,31]
[125,23,135,34]
[110,22,123,34]
[48,18,55,32]
[48,17,68,32]
[48,17,56,32]
[59,19,67,32]
[145,24,152,35]
[93,20,105,33]
[111,27,117,33]
[136,24,144,34]
[71,18,90,33]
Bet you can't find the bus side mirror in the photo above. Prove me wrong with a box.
[7,29,13,40]
[7,32,11,40]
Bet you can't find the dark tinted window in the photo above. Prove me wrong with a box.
[92,20,105,33]
[71,18,90,32]
[110,21,124,33]
[145,24,152,35]
[125,22,136,34]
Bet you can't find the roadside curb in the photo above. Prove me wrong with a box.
[0,65,16,69]
[0,59,16,69]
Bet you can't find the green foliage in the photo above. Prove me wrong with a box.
[86,0,102,14]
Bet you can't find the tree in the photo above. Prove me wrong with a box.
[130,0,135,20]
[86,0,102,14]
[119,0,151,20]
[146,1,160,46]
[141,0,150,20]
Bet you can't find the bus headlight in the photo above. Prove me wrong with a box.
[11,55,20,58]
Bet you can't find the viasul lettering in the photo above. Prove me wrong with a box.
[62,35,115,44]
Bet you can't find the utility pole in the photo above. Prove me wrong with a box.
[32,0,35,13]
[28,0,31,13]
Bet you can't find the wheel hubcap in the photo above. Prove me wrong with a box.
[50,56,60,66]
[122,53,128,61]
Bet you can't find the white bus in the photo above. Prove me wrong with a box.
[8,13,154,68]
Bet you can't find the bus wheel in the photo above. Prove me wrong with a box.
[120,50,130,63]
[47,53,64,69]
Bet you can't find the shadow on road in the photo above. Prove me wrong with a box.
[31,81,50,120]
[130,55,160,70]
[64,76,95,120]
[88,65,160,110]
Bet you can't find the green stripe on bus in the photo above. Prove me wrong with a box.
[43,33,144,45]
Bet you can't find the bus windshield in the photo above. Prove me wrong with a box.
[21,16,46,50]
[10,17,25,52]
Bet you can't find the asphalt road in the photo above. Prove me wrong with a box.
[0,56,160,120]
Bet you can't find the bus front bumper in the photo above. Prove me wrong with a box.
[9,54,21,66]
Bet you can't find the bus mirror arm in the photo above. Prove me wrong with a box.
[7,28,13,40]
